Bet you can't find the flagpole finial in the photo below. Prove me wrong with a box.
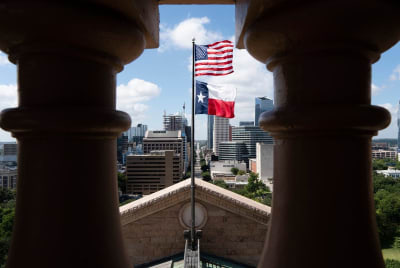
[192,38,195,43]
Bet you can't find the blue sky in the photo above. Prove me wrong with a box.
[0,5,400,141]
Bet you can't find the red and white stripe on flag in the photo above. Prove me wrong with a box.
[208,83,236,118]
[195,40,234,77]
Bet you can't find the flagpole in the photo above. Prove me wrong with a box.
[190,37,196,250]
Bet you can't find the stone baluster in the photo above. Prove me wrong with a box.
[235,1,400,267]
[0,1,158,267]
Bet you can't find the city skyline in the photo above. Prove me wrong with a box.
[0,5,400,141]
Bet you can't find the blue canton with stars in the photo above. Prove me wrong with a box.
[195,80,209,115]
[195,45,208,61]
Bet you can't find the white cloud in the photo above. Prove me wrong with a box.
[0,84,17,141]
[376,103,398,139]
[159,17,223,51]
[117,78,161,125]
[0,84,17,108]
[200,48,274,125]
[390,65,400,81]
[0,52,11,66]
[0,53,10,66]
[371,84,382,96]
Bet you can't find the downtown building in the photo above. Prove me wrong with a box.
[255,97,273,126]
[125,123,148,144]
[1,143,18,162]
[163,113,188,132]
[213,116,230,156]
[218,141,248,162]
[117,134,128,164]
[0,165,17,190]
[143,130,184,176]
[372,149,397,160]
[125,150,181,195]
[207,115,214,150]
[163,112,189,172]
[231,126,273,163]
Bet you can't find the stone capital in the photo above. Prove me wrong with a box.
[236,0,400,64]
[0,1,159,67]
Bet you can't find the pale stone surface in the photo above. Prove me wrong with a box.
[122,201,268,267]
[120,179,270,266]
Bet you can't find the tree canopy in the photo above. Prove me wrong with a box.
[0,188,15,268]
[373,172,400,248]
[231,167,239,175]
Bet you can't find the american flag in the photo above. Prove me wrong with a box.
[194,40,233,77]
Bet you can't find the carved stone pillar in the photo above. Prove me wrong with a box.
[236,1,400,267]
[0,1,158,267]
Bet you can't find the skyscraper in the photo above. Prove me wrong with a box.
[239,121,255,126]
[163,113,187,132]
[232,126,273,162]
[218,141,248,161]
[163,112,189,172]
[207,115,214,150]
[117,134,128,164]
[125,123,148,144]
[143,130,184,177]
[213,116,230,156]
[255,97,274,126]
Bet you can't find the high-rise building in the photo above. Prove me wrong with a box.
[143,130,184,176]
[239,121,255,126]
[1,143,17,162]
[117,134,129,164]
[218,141,248,161]
[232,126,273,162]
[213,116,230,156]
[0,166,17,190]
[207,115,214,150]
[255,97,273,126]
[125,150,181,195]
[163,113,187,132]
[256,143,274,182]
[163,112,189,172]
[126,123,148,144]
[185,126,192,143]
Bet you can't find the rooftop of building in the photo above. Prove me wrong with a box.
[144,130,182,139]
[376,169,400,173]
[372,149,397,152]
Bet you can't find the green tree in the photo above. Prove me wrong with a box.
[183,171,191,179]
[373,172,400,247]
[0,189,15,204]
[375,190,400,247]
[213,180,228,189]
[200,159,206,167]
[0,188,15,268]
[232,172,272,206]
[237,170,246,176]
[373,159,389,170]
[201,165,209,172]
[385,259,400,268]
[117,172,127,194]
[231,167,239,175]
[201,171,211,181]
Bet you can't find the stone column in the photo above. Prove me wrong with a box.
[238,1,400,267]
[0,1,158,267]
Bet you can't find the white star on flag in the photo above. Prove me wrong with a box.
[197,91,206,103]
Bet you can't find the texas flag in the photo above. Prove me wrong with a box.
[195,80,236,118]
